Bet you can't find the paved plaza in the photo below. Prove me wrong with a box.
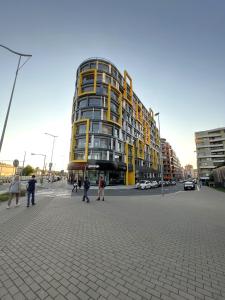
[0,186,225,300]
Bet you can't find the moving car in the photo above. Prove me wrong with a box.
[184,180,195,190]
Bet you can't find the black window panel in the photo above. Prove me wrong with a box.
[98,63,109,73]
[92,123,100,133]
[78,98,88,108]
[96,85,108,96]
[89,98,102,107]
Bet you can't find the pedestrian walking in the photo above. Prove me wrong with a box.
[78,177,82,189]
[82,176,90,203]
[27,175,37,207]
[96,176,106,201]
[7,175,21,208]
[72,178,78,192]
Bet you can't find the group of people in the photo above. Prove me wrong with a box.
[72,175,106,203]
[7,175,37,209]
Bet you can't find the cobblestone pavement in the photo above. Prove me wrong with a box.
[0,187,225,300]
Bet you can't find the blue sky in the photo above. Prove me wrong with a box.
[0,0,225,170]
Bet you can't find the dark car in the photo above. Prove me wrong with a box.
[184,180,195,190]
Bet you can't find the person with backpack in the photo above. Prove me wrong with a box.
[82,176,90,203]
[27,175,37,207]
[96,176,106,201]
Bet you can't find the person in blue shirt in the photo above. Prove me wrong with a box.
[27,175,37,207]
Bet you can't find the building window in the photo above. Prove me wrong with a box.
[82,73,94,84]
[77,124,86,134]
[78,98,88,108]
[114,128,119,138]
[91,123,100,133]
[97,74,102,83]
[102,124,113,135]
[89,97,102,107]
[90,62,96,69]
[89,151,101,160]
[93,137,109,149]
[76,138,86,149]
[82,85,94,93]
[81,110,101,120]
[88,151,108,160]
[111,67,117,78]
[81,110,93,119]
[111,90,119,102]
[105,75,111,84]
[96,85,108,96]
[80,64,89,72]
[75,152,85,160]
[93,110,101,119]
[98,63,109,73]
[110,102,118,113]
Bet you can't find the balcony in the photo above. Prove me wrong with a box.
[199,166,215,169]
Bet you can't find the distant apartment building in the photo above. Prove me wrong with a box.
[184,164,194,179]
[161,138,182,180]
[195,127,225,179]
[0,163,15,177]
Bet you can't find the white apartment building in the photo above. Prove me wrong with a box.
[195,127,225,179]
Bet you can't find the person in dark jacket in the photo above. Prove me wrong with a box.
[27,175,37,207]
[82,176,90,203]
[78,178,82,189]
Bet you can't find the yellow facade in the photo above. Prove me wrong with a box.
[69,58,161,185]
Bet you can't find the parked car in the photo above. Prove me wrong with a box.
[184,180,195,190]
[171,181,176,185]
[151,181,159,188]
[138,180,152,190]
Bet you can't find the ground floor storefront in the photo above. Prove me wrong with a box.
[68,161,159,185]
[68,161,126,186]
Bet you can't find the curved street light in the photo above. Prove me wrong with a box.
[0,44,32,153]
[31,153,47,174]
[44,133,58,172]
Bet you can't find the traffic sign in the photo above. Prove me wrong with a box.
[13,159,19,167]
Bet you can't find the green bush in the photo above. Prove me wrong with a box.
[0,190,26,202]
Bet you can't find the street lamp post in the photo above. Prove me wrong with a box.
[31,153,47,174]
[44,133,58,172]
[0,44,32,153]
[155,112,164,196]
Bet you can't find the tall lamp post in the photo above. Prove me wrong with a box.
[31,153,47,174]
[0,44,32,153]
[155,112,164,196]
[44,133,58,172]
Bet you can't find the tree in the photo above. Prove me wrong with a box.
[22,165,34,176]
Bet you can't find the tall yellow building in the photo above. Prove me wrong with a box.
[68,58,160,185]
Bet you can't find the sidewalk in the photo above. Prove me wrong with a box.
[0,186,225,300]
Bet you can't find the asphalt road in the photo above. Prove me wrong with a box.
[70,183,186,197]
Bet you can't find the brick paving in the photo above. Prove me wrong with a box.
[0,187,225,300]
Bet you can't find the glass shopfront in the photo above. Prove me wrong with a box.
[68,161,126,185]
[87,170,125,185]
